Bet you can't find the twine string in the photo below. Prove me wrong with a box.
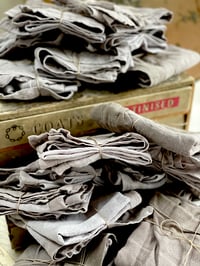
[58,7,69,27]
[131,117,141,129]
[145,217,200,266]
[16,192,25,215]
[34,71,41,93]
[72,51,81,77]
[87,136,103,159]
[59,9,65,26]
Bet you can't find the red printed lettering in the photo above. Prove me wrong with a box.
[126,97,179,114]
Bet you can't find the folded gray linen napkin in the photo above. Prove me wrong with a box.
[130,44,200,87]
[103,24,168,53]
[2,2,105,44]
[10,190,141,260]
[28,129,152,175]
[0,182,94,219]
[0,0,171,57]
[14,232,117,266]
[34,45,133,84]
[0,164,97,189]
[0,58,77,100]
[13,204,153,265]
[0,22,66,57]
[56,0,172,53]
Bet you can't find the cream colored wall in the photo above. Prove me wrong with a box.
[0,0,25,18]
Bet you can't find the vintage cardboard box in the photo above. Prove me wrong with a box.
[0,73,194,166]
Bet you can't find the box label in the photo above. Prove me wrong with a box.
[127,96,179,114]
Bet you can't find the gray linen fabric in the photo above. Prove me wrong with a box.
[0,58,77,100]
[0,0,171,56]
[2,1,105,44]
[94,160,167,191]
[0,162,98,219]
[14,244,52,266]
[53,0,172,53]
[130,44,200,87]
[115,191,200,266]
[14,232,117,266]
[149,144,200,196]
[28,129,152,175]
[90,102,200,157]
[1,43,198,100]
[0,182,94,219]
[54,0,172,27]
[0,170,58,190]
[0,44,198,100]
[13,205,154,265]
[0,165,97,189]
[0,31,18,57]
[50,165,98,185]
[0,25,66,57]
[103,24,168,54]
[11,191,141,260]
[34,45,133,84]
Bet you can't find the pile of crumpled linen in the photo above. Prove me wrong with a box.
[0,0,199,100]
[0,102,200,265]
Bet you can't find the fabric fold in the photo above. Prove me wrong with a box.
[114,191,200,266]
[0,58,78,100]
[91,102,200,157]
[0,182,94,219]
[34,45,133,84]
[10,190,141,260]
[28,129,151,175]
